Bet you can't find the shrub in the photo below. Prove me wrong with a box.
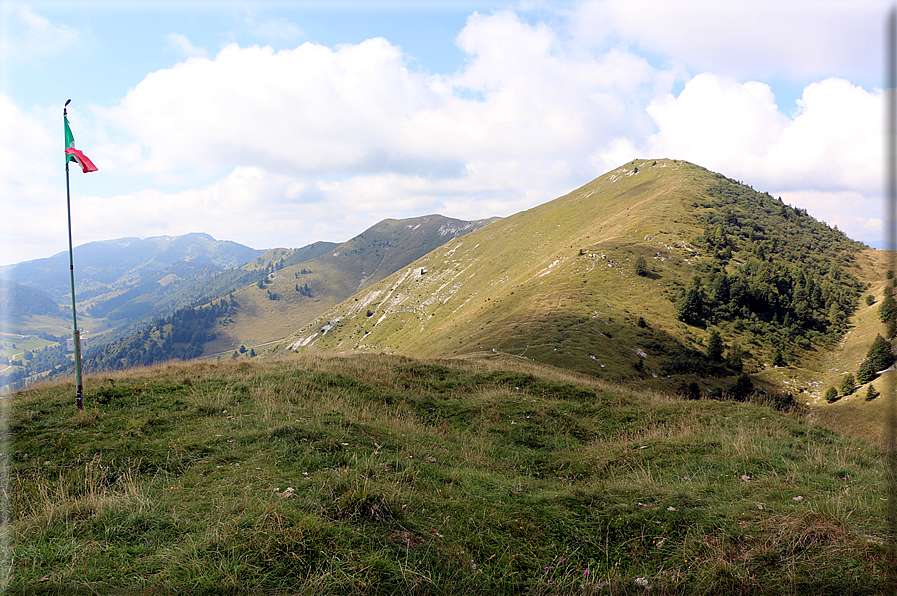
[678,380,701,400]
[771,347,786,367]
[729,374,754,400]
[824,387,839,403]
[634,255,649,277]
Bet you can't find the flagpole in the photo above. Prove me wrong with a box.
[64,99,84,410]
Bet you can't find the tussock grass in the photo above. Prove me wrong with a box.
[2,353,890,594]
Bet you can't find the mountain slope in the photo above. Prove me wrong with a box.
[278,159,866,396]
[205,215,497,354]
[72,215,496,372]
[1,232,263,303]
[0,280,63,318]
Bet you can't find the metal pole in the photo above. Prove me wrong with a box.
[64,102,84,410]
[886,8,897,590]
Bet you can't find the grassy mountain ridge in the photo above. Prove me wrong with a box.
[5,353,888,593]
[277,159,868,399]
[204,215,497,355]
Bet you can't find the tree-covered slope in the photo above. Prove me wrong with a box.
[0,280,63,318]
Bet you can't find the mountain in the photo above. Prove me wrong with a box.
[76,215,496,371]
[0,280,63,318]
[199,214,497,356]
[277,159,872,399]
[0,232,264,304]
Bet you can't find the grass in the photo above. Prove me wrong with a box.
[3,353,892,594]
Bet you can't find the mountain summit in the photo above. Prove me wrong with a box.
[279,159,869,397]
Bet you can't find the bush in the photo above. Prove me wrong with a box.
[771,347,786,367]
[634,255,649,277]
[729,374,754,400]
[678,380,701,400]
[824,387,839,403]
[866,294,876,306]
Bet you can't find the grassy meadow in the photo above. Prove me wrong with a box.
[3,353,893,594]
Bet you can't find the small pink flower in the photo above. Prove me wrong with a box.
[584,570,589,575]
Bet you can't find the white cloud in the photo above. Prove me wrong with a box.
[572,0,885,84]
[647,73,883,240]
[0,94,66,265]
[167,33,208,58]
[13,4,80,58]
[766,77,881,194]
[647,74,789,176]
[248,17,304,43]
[3,5,888,264]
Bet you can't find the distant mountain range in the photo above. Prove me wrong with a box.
[0,232,264,303]
[0,216,495,382]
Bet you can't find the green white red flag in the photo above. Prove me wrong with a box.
[64,115,98,173]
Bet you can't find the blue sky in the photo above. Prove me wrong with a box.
[0,0,888,265]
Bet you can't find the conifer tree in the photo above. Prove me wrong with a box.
[879,290,897,326]
[839,373,856,396]
[706,330,724,362]
[866,334,894,372]
[866,384,880,401]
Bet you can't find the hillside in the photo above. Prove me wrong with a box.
[278,159,869,400]
[0,280,63,318]
[0,232,263,304]
[5,354,888,593]
[198,215,497,356]
[74,215,495,372]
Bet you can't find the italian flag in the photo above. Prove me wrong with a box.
[64,115,98,173]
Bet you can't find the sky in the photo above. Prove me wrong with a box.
[0,0,889,266]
